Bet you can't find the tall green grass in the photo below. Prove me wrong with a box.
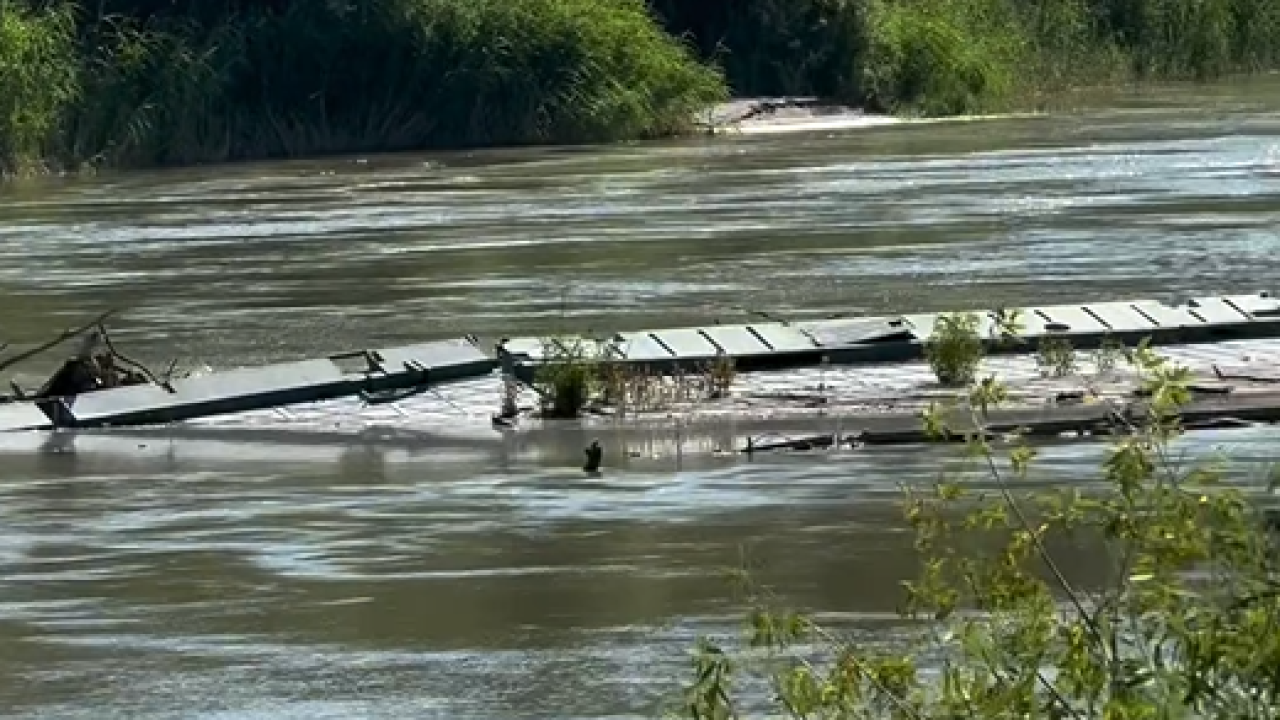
[647,0,867,99]
[4,0,1280,175]
[859,0,1028,115]
[655,0,1280,116]
[79,0,725,168]
[6,0,726,172]
[0,1,79,177]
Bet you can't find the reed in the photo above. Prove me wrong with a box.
[4,0,1280,174]
[0,1,80,177]
[653,0,1280,116]
[10,0,727,172]
[647,0,867,99]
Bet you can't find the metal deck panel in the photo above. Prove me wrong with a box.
[698,325,774,356]
[1131,301,1202,328]
[1080,302,1159,333]
[902,312,998,341]
[500,337,547,358]
[649,329,722,359]
[749,324,823,353]
[1185,297,1254,324]
[0,402,51,432]
[615,332,677,361]
[64,359,352,425]
[1024,306,1110,335]
[800,317,913,346]
[371,340,493,379]
[1222,294,1280,317]
[506,336,619,362]
[901,313,937,339]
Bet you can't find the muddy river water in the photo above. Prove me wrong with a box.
[2,79,1280,718]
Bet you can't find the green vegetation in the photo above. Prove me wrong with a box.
[1036,336,1079,378]
[0,0,725,176]
[678,340,1280,718]
[1093,335,1128,374]
[923,312,987,387]
[0,2,79,176]
[3,0,1280,175]
[657,0,1280,115]
[532,336,737,419]
[535,337,604,419]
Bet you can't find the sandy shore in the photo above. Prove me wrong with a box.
[700,97,1045,136]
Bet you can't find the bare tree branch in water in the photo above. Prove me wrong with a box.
[96,320,166,386]
[0,309,118,373]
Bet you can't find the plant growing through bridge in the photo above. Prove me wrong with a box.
[533,336,601,418]
[1035,335,1078,377]
[1092,334,1127,374]
[534,337,739,418]
[924,311,985,386]
[704,351,737,399]
[678,337,1280,718]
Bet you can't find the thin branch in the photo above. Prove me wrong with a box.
[96,322,162,384]
[742,567,925,720]
[960,572,1085,719]
[0,309,118,373]
[966,402,1113,663]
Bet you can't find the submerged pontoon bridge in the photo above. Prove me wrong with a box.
[0,292,1276,433]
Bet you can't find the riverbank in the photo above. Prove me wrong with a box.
[4,0,1280,178]
[698,97,1058,136]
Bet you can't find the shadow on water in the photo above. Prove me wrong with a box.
[4,79,1280,717]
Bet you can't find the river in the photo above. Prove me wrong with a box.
[2,78,1280,718]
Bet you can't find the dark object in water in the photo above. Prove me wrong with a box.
[35,357,104,399]
[359,382,433,406]
[583,440,603,473]
[94,353,149,388]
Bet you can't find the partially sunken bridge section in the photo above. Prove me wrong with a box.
[1,292,1279,435]
[0,339,495,433]
[505,293,1280,381]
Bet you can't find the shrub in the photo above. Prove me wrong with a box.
[533,336,602,419]
[705,351,737,399]
[49,0,729,169]
[647,0,867,99]
[1036,336,1078,378]
[1092,334,1127,374]
[860,0,1027,116]
[0,1,80,176]
[924,311,985,386]
[679,339,1280,718]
